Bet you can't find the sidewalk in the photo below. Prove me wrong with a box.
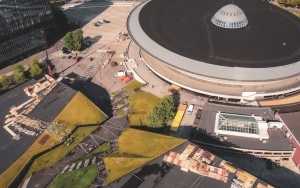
[0,41,63,76]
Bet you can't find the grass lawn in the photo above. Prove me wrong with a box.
[47,165,99,188]
[26,125,100,177]
[104,128,186,184]
[55,92,107,128]
[76,142,111,162]
[123,80,144,93]
[128,92,160,126]
[0,92,107,187]
[115,109,126,116]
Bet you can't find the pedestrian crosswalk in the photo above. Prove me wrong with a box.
[61,156,101,174]
[81,52,111,78]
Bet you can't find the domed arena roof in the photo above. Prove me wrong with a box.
[129,0,300,81]
[211,4,248,28]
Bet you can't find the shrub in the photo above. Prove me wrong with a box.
[0,75,9,87]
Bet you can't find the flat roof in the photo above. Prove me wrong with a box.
[29,82,77,122]
[128,0,300,81]
[279,112,300,143]
[195,103,292,151]
[271,103,300,113]
[0,80,37,173]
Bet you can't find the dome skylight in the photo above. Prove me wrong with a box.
[211,4,248,29]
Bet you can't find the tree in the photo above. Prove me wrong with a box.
[29,58,43,78]
[13,64,26,84]
[146,95,176,128]
[0,75,9,87]
[63,32,75,50]
[72,29,83,51]
[13,64,25,72]
[63,29,83,51]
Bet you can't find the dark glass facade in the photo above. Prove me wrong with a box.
[0,0,52,65]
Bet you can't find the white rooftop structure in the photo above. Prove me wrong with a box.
[215,112,269,140]
[211,4,248,28]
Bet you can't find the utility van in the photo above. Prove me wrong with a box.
[187,104,194,115]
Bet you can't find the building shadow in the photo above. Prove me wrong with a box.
[60,72,113,117]
[121,162,173,188]
[81,80,113,117]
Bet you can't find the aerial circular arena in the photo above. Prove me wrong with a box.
[127,0,300,100]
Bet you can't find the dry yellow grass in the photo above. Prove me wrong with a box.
[55,92,107,128]
[104,128,186,184]
[128,92,160,126]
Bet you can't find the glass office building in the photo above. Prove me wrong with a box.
[0,0,53,65]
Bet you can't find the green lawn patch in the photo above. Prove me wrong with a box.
[47,165,99,188]
[123,80,144,93]
[77,142,111,162]
[128,92,160,126]
[104,128,186,184]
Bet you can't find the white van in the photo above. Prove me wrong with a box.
[187,104,194,115]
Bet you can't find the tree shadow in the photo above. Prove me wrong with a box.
[130,125,164,133]
[82,35,102,50]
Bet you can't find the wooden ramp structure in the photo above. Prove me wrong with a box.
[170,103,187,132]
[259,93,300,107]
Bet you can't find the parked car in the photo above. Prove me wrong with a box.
[94,19,110,27]
[115,70,126,77]
[187,104,194,115]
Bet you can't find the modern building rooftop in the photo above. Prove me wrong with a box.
[194,103,292,151]
[279,112,300,143]
[0,80,37,173]
[28,81,77,122]
[0,79,77,173]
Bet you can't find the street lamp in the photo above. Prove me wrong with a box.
[61,65,64,77]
